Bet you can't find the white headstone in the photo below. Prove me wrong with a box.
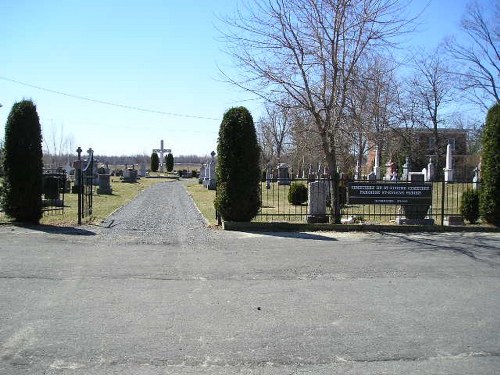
[444,143,454,182]
[427,157,435,181]
[307,180,329,223]
[373,146,380,180]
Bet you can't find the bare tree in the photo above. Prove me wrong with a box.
[221,0,414,222]
[42,121,75,167]
[411,48,454,173]
[446,0,500,109]
[347,55,399,174]
[257,103,294,164]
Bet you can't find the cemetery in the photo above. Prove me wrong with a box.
[0,100,498,229]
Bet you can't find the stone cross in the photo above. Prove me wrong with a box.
[152,139,171,173]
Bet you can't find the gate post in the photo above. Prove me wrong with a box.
[75,147,83,225]
[440,179,446,226]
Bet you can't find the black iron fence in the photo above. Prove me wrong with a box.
[257,176,478,225]
[42,169,68,215]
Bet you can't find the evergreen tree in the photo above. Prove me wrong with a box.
[166,153,174,172]
[480,103,500,226]
[214,107,261,221]
[2,100,43,223]
[151,152,159,172]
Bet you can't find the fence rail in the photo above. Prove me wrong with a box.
[257,177,477,225]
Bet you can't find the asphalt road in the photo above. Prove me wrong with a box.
[1,181,499,374]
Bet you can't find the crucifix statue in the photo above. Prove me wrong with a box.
[152,139,171,173]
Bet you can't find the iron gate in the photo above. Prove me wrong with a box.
[76,147,94,224]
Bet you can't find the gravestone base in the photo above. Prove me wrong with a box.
[443,215,464,226]
[97,186,113,195]
[306,214,329,224]
[277,178,291,186]
[396,217,435,225]
[207,180,216,190]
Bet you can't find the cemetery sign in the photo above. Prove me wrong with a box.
[347,182,432,205]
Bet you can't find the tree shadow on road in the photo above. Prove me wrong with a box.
[381,232,500,265]
[245,231,338,241]
[11,223,97,236]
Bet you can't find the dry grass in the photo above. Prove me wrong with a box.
[185,182,217,225]
[0,177,166,227]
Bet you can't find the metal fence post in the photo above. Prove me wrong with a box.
[76,147,82,225]
[440,179,446,226]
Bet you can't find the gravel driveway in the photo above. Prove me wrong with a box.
[97,180,212,245]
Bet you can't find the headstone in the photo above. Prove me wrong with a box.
[199,163,206,184]
[408,172,425,183]
[427,157,435,181]
[266,163,272,189]
[421,167,428,181]
[306,180,329,223]
[277,163,291,185]
[473,165,480,190]
[122,167,137,183]
[385,160,396,181]
[373,146,381,180]
[354,161,361,180]
[122,166,130,180]
[444,143,454,182]
[139,164,147,177]
[402,157,411,181]
[443,215,465,226]
[97,173,112,194]
[207,151,216,190]
[368,171,377,181]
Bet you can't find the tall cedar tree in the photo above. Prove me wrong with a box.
[166,153,174,172]
[215,107,261,221]
[480,104,500,226]
[150,152,159,172]
[3,100,43,223]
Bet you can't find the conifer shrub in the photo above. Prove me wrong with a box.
[151,152,159,172]
[461,189,480,224]
[2,100,43,223]
[214,107,261,222]
[288,182,308,205]
[166,153,174,172]
[480,104,500,226]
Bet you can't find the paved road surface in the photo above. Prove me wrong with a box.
[1,181,499,374]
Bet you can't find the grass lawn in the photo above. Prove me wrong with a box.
[185,182,217,225]
[0,177,167,227]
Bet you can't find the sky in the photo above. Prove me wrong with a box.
[0,0,480,157]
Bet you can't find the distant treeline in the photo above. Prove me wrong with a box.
[43,153,211,167]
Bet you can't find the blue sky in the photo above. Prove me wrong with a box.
[0,0,478,157]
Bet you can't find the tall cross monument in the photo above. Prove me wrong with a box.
[152,140,171,173]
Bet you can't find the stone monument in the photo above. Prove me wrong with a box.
[307,180,329,223]
[373,146,381,180]
[152,140,171,173]
[97,173,112,195]
[402,157,410,181]
[207,151,216,190]
[277,163,291,185]
[427,157,435,181]
[444,142,454,183]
